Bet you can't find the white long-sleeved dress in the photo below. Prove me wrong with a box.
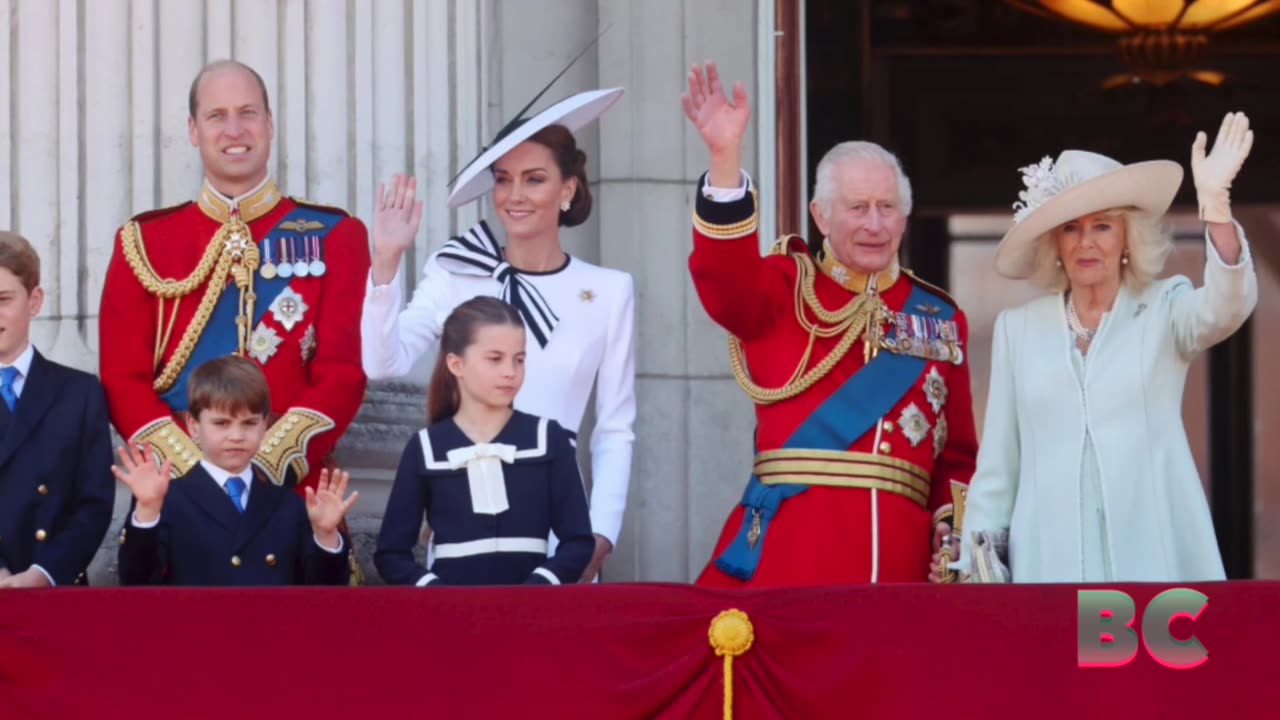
[361,239,636,547]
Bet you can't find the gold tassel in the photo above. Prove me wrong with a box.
[709,609,754,720]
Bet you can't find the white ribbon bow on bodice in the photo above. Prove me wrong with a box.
[446,443,517,515]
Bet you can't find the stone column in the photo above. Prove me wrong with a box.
[595,0,761,581]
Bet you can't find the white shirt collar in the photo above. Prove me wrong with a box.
[0,342,36,378]
[200,458,253,490]
[202,174,272,209]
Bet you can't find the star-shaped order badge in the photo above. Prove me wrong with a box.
[923,366,948,415]
[898,402,931,448]
[249,325,284,364]
[269,287,309,332]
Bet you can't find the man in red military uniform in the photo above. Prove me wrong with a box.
[682,63,977,586]
[99,60,369,496]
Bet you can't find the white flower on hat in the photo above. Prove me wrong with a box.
[1012,156,1075,223]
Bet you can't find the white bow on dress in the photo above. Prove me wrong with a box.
[446,443,517,515]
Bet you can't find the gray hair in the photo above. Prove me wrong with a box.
[1028,208,1173,293]
[812,141,914,216]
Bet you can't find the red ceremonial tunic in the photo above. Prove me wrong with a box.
[689,183,977,587]
[99,179,370,491]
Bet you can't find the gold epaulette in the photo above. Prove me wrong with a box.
[131,418,200,477]
[253,408,337,486]
[903,269,959,309]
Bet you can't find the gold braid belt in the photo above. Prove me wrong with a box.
[729,253,889,405]
[121,215,261,393]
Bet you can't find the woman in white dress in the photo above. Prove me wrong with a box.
[946,112,1257,583]
[362,88,635,583]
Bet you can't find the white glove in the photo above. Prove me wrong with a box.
[1191,111,1254,224]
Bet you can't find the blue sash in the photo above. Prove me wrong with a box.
[714,282,955,580]
[159,206,343,412]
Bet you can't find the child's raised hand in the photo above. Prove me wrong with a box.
[305,468,359,537]
[112,444,172,520]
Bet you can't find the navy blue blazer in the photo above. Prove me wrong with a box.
[0,350,114,585]
[374,411,594,586]
[117,463,347,586]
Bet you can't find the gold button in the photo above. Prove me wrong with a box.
[879,441,892,454]
[231,555,242,567]
[265,554,277,567]
[35,529,47,542]
[881,421,894,433]
[37,484,48,496]
[119,529,127,545]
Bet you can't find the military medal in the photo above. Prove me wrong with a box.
[278,237,294,278]
[260,237,278,280]
[308,236,326,276]
[883,311,963,365]
[292,236,310,277]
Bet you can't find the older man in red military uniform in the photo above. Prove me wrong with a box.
[682,63,977,586]
[99,60,369,495]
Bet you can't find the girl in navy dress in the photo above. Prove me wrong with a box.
[374,296,593,585]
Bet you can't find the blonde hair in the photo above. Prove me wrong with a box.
[1027,208,1172,293]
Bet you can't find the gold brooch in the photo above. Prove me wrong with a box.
[580,289,595,303]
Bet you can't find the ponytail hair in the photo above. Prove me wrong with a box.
[426,296,525,425]
[527,124,592,227]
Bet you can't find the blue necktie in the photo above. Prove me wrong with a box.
[225,476,247,513]
[0,366,19,412]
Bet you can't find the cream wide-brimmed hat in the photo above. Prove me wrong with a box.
[993,150,1183,279]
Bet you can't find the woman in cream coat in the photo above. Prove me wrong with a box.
[947,112,1257,583]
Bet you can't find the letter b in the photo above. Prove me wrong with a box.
[1078,590,1139,667]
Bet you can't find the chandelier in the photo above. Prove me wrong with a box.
[1008,1,1280,87]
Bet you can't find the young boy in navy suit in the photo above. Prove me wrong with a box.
[0,232,114,588]
[115,355,358,586]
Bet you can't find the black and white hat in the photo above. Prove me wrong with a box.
[446,35,624,208]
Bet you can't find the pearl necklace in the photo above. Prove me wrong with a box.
[1065,292,1096,342]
